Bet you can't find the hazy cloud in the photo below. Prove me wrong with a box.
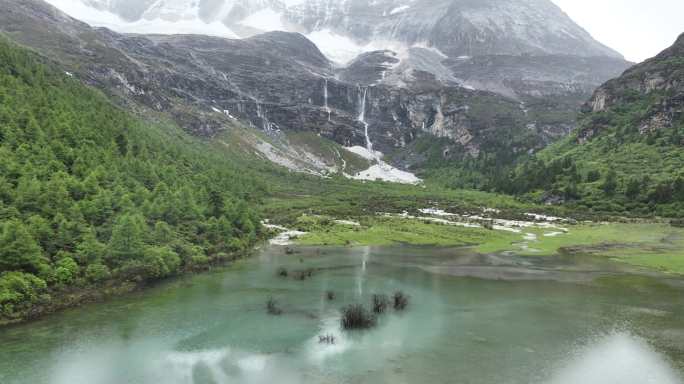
[552,0,684,62]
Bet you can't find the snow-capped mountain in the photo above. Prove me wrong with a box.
[46,0,621,65]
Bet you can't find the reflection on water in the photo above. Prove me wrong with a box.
[356,246,370,296]
[548,332,682,384]
[160,348,279,384]
[1,245,684,384]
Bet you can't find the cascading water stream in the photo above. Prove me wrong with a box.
[358,87,374,158]
[324,78,331,121]
[256,102,270,131]
[350,86,421,184]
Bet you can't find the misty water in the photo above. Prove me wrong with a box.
[1,245,684,384]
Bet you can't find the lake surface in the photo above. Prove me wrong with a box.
[2,245,684,384]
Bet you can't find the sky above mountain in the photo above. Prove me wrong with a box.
[552,0,684,62]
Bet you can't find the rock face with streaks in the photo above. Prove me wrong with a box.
[0,0,631,177]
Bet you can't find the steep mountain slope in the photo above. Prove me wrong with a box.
[1,0,630,186]
[0,1,533,179]
[503,33,684,216]
[0,35,262,323]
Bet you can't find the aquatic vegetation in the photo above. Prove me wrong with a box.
[372,294,390,314]
[393,291,410,311]
[266,297,283,316]
[341,292,409,330]
[341,304,376,330]
[292,269,315,281]
[318,334,336,344]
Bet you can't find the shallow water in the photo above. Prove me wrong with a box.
[1,245,684,384]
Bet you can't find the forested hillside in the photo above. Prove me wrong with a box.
[500,34,684,217]
[0,37,263,323]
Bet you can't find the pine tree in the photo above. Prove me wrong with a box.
[625,178,642,200]
[75,228,106,264]
[0,220,47,273]
[108,213,146,266]
[602,170,618,196]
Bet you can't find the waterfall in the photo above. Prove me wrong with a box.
[256,103,272,131]
[349,86,422,184]
[324,78,331,121]
[358,87,374,156]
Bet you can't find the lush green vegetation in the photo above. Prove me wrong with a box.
[261,171,532,226]
[0,38,263,324]
[498,93,684,216]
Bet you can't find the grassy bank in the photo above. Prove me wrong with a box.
[293,216,520,247]
[479,222,684,273]
[260,172,534,224]
[289,213,684,274]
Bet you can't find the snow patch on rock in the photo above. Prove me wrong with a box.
[343,146,380,161]
[525,213,567,222]
[334,220,361,227]
[262,222,307,246]
[239,8,285,32]
[252,140,335,177]
[389,5,410,15]
[306,29,418,66]
[419,208,457,217]
[351,163,421,185]
[46,0,240,38]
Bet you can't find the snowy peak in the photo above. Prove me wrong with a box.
[81,0,275,23]
[46,0,623,65]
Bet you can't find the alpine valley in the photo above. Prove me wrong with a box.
[1,0,632,184]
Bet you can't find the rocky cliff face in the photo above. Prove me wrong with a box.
[580,33,684,142]
[0,1,538,152]
[0,0,631,181]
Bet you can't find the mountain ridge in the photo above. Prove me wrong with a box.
[51,0,623,62]
[501,33,684,215]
